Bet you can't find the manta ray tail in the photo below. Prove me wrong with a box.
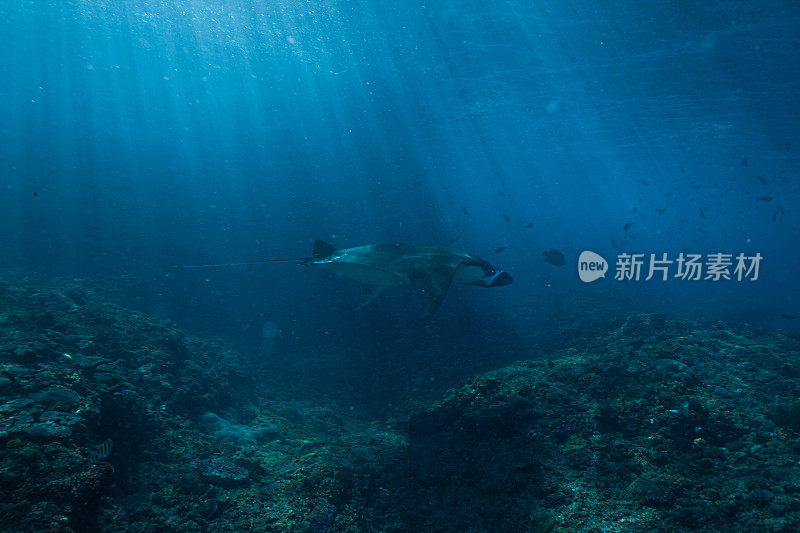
[170,243,322,269]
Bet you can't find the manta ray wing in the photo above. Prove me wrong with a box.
[354,283,387,310]
[407,258,465,320]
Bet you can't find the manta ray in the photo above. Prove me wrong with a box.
[304,239,513,320]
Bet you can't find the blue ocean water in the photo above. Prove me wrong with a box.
[4,2,800,531]
[1,0,798,339]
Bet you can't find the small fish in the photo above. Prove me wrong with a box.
[503,214,510,222]
[498,190,505,197]
[639,212,646,220]
[524,223,534,229]
[632,206,638,213]
[741,157,749,167]
[449,233,463,243]
[452,221,460,230]
[461,205,469,215]
[782,314,794,319]
[786,140,791,152]
[699,208,706,219]
[756,175,767,185]
[656,207,667,215]
[623,222,635,231]
[88,438,113,460]
[773,211,779,222]
[757,196,772,202]
[690,184,701,190]
[680,164,685,173]
[611,237,617,249]
[543,249,565,266]
[639,179,649,186]
[494,246,508,254]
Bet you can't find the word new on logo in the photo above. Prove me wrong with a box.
[578,251,607,283]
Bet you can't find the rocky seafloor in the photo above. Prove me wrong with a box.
[1,277,800,532]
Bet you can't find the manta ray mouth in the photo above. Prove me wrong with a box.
[490,271,513,287]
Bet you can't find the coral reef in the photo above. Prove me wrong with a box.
[382,314,800,531]
[2,276,800,532]
[0,278,253,531]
